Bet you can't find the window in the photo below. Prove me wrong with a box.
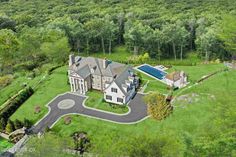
[111,88,117,93]
[106,95,112,100]
[117,98,123,103]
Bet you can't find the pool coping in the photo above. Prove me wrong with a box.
[134,63,168,85]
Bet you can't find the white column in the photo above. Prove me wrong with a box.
[73,78,76,92]
[70,78,73,92]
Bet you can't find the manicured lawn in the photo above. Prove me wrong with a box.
[85,90,129,114]
[51,68,236,156]
[137,63,226,94]
[137,71,169,94]
[10,66,70,123]
[169,63,226,83]
[0,137,13,153]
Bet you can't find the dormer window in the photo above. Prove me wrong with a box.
[111,88,117,93]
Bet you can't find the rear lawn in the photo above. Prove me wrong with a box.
[169,63,226,83]
[0,137,13,153]
[137,63,226,94]
[10,66,70,123]
[85,90,129,114]
[51,67,235,156]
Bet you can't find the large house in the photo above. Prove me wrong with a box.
[68,55,139,105]
[165,71,187,88]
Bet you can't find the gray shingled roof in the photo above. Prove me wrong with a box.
[69,56,125,78]
[76,65,91,79]
[114,66,135,96]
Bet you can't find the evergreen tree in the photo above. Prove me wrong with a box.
[0,117,7,131]
[23,118,32,129]
[5,120,15,134]
[14,119,23,129]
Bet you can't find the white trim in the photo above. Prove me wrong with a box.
[134,63,168,84]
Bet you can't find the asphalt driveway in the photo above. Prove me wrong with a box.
[31,92,148,133]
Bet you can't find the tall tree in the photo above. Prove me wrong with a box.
[218,15,236,58]
[0,29,19,72]
[144,92,173,120]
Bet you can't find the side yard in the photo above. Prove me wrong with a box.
[0,75,44,107]
[10,66,70,123]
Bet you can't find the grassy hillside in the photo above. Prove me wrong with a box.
[10,66,70,123]
[51,68,236,156]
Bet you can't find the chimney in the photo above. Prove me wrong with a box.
[69,54,75,66]
[103,58,108,69]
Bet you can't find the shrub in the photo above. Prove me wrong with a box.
[0,86,34,120]
[23,118,32,129]
[34,105,41,114]
[64,116,72,125]
[0,75,13,88]
[5,120,15,134]
[14,119,23,129]
[0,117,7,131]
[13,61,38,71]
[144,92,173,120]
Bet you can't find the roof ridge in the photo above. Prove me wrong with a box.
[95,58,102,75]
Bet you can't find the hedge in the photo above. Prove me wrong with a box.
[0,86,34,120]
[112,59,197,66]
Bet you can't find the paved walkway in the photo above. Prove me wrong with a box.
[31,93,148,133]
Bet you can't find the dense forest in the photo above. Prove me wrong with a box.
[0,0,236,74]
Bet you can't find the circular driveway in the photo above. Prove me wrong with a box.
[58,99,75,109]
[31,92,148,133]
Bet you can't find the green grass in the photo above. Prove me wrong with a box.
[51,67,236,156]
[85,90,129,114]
[137,63,226,95]
[0,137,13,153]
[169,63,226,83]
[137,71,169,94]
[0,74,44,107]
[10,66,70,123]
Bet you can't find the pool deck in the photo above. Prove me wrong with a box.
[134,64,168,85]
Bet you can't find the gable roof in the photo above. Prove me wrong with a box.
[69,56,126,78]
[113,66,135,96]
[166,71,186,81]
[76,65,91,79]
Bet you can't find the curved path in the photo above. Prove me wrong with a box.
[31,92,148,133]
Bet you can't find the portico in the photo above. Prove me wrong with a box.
[69,76,89,95]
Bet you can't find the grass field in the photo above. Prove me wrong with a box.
[137,63,225,95]
[0,137,13,153]
[51,67,235,155]
[0,74,45,107]
[85,90,129,114]
[10,66,70,123]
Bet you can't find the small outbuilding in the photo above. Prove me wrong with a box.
[165,71,187,88]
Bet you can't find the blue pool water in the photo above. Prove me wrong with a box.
[138,65,167,80]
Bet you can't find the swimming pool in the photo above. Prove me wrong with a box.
[138,64,167,80]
